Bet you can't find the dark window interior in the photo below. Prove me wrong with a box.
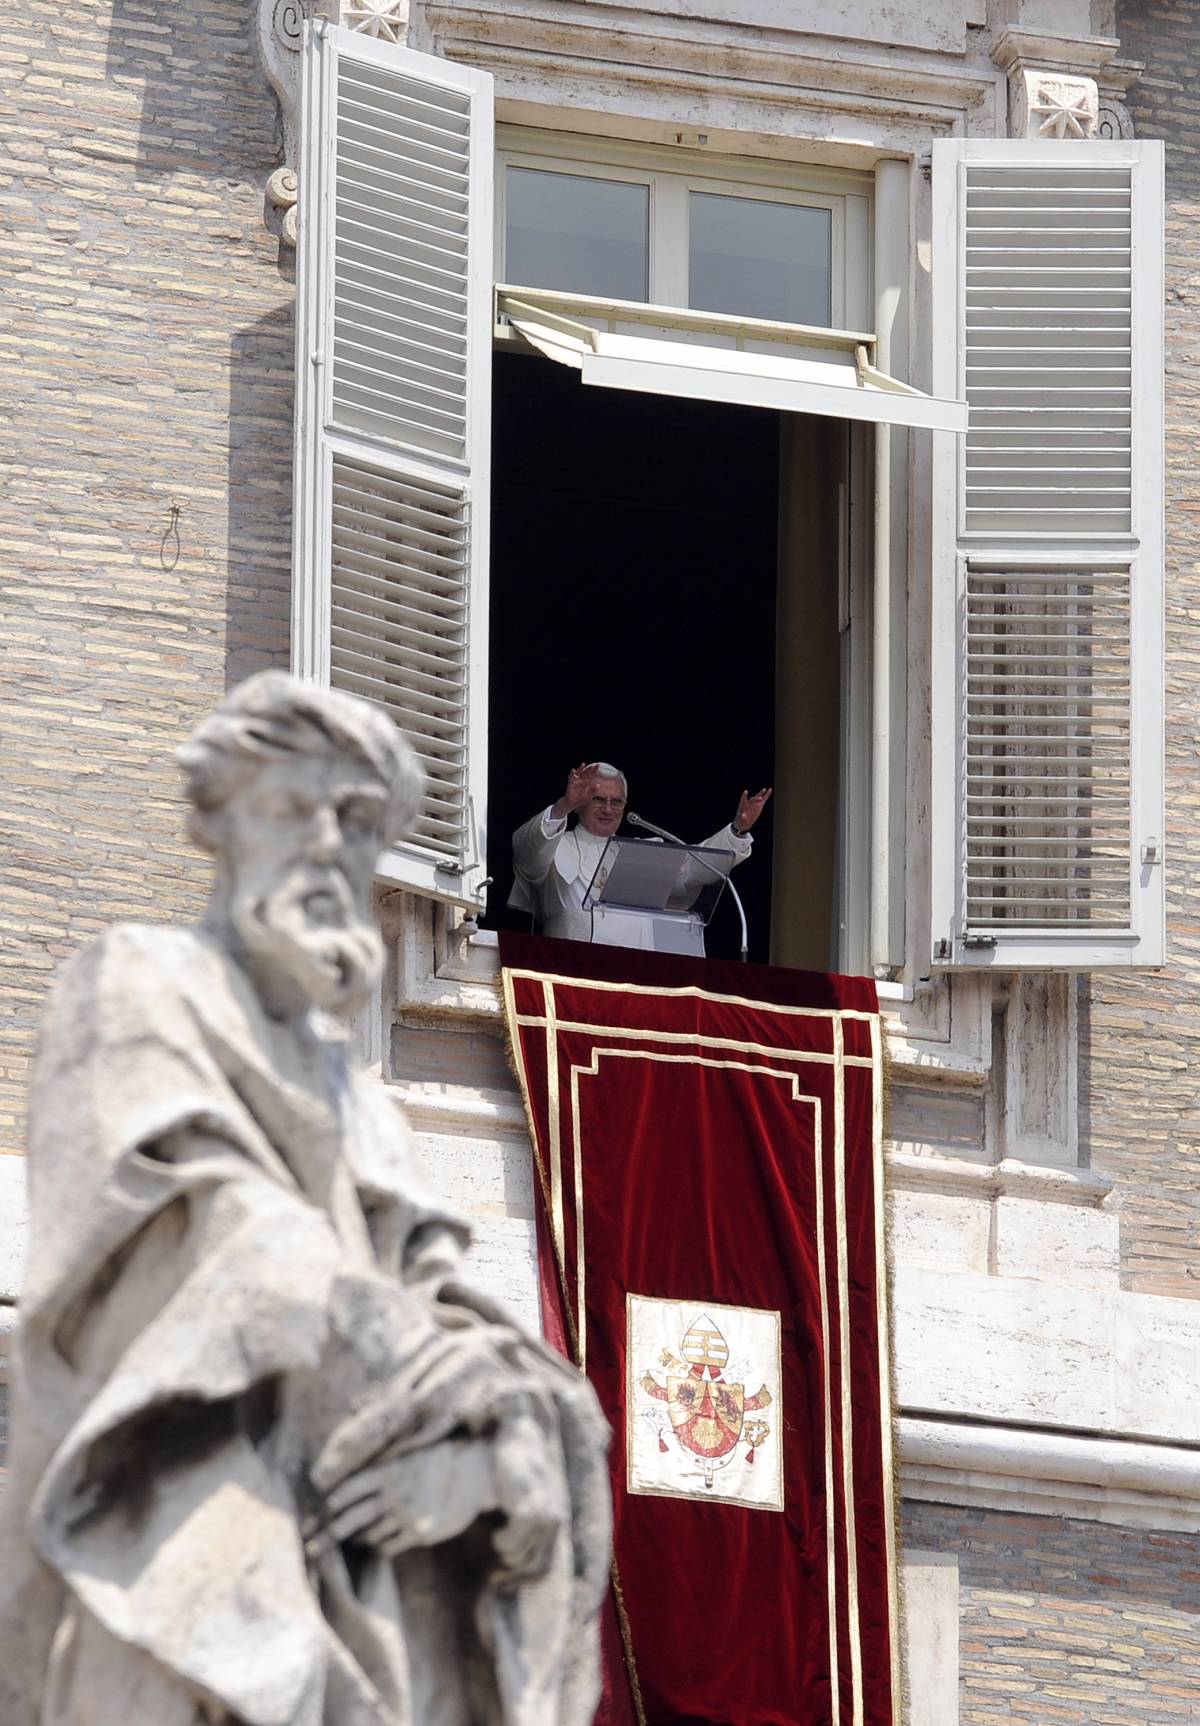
[485,347,780,962]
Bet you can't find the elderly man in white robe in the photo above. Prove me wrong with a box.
[510,762,772,943]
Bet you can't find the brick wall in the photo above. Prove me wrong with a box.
[2,0,1197,1309]
[0,0,294,1154]
[906,1499,1200,1723]
[1080,2,1200,1297]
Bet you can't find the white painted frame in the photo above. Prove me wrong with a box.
[930,138,1165,970]
[491,134,920,974]
[496,286,965,431]
[495,126,874,332]
[293,23,495,907]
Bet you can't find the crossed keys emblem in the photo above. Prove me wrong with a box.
[639,1312,772,1490]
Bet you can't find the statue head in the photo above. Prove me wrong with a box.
[178,671,423,1018]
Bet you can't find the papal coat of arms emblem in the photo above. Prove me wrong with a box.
[626,1295,784,1511]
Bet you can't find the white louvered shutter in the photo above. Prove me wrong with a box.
[930,139,1164,968]
[293,23,493,905]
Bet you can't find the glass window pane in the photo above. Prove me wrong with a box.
[505,167,649,301]
[688,193,832,326]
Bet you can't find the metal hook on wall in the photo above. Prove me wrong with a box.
[160,501,184,572]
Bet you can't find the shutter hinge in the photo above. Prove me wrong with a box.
[935,933,996,961]
[1141,837,1161,866]
[311,349,325,368]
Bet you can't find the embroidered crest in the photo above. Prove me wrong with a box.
[627,1294,783,1510]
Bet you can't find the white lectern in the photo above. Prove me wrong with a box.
[580,836,731,956]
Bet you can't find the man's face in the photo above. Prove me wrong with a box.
[578,776,627,838]
[219,754,388,1017]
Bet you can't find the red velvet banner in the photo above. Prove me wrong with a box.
[499,934,898,1726]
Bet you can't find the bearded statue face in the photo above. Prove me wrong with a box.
[215,753,389,1018]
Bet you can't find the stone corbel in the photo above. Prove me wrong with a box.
[265,165,299,247]
[1010,67,1098,139]
[991,26,1126,141]
[341,0,411,43]
[254,0,411,249]
[1096,58,1143,141]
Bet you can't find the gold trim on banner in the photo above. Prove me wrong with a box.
[499,965,884,1726]
[813,1085,840,1726]
[499,969,584,1366]
[832,1017,863,1726]
[570,1044,841,1724]
[544,980,565,1266]
[513,1012,875,1069]
[609,1556,649,1726]
[569,1057,588,1372]
[504,965,878,1022]
[871,1012,902,1719]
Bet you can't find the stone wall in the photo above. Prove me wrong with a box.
[1,0,1198,1307]
[1081,1,1200,1299]
[0,0,294,1155]
[905,1499,1200,1723]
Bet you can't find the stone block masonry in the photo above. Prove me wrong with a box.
[1081,2,1200,1299]
[0,0,296,1153]
[0,0,1198,1320]
[905,1500,1200,1723]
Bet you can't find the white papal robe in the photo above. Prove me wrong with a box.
[508,806,752,943]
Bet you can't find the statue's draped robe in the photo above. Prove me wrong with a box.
[0,926,610,1726]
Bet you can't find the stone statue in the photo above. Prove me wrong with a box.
[0,673,612,1726]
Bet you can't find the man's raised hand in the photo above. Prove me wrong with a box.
[734,787,773,833]
[552,762,601,820]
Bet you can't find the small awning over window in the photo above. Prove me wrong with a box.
[496,285,968,434]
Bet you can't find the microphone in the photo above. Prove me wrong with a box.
[627,811,675,841]
[627,814,750,962]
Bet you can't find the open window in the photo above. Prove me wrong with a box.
[482,282,961,965]
[292,21,954,968]
[481,138,955,968]
[930,139,1165,969]
[292,28,1164,973]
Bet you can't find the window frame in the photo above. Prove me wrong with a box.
[490,130,884,971]
[495,127,873,334]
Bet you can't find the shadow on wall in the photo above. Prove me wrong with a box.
[1076,977,1093,1170]
[106,0,282,179]
[227,301,296,687]
[101,2,296,684]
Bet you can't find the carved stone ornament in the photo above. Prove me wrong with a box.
[1011,68,1099,139]
[254,0,344,247]
[265,163,300,248]
[344,0,410,41]
[272,0,308,52]
[0,671,613,1726]
[1096,93,1136,140]
[255,0,307,204]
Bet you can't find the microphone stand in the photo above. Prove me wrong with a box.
[627,812,750,962]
